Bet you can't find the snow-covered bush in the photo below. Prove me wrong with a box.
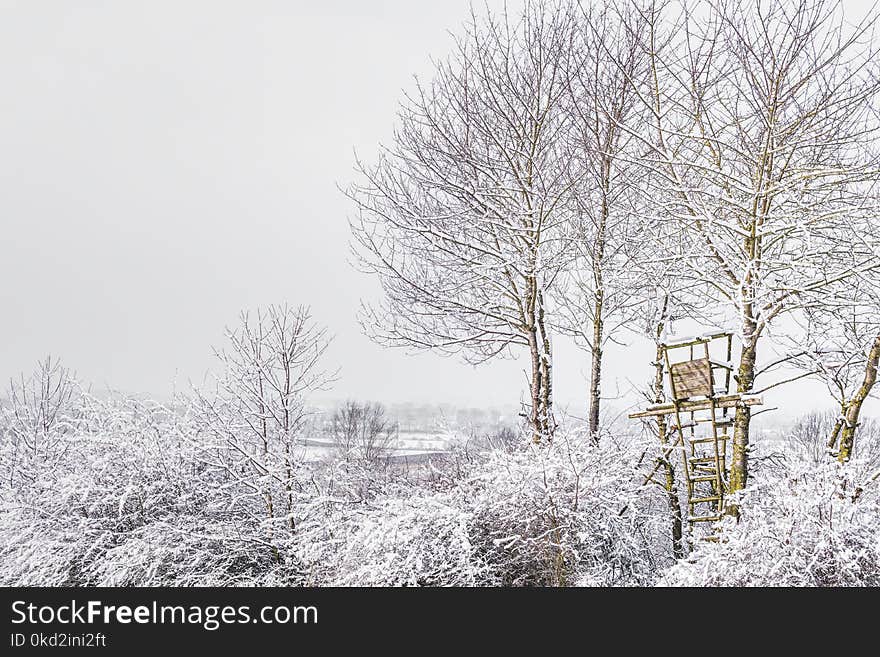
[17,366,875,588]
[302,495,488,586]
[294,432,673,587]
[660,458,880,587]
[0,390,301,586]
[461,434,670,586]
[0,510,302,587]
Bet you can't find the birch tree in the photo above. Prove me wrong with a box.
[348,1,578,442]
[629,0,880,494]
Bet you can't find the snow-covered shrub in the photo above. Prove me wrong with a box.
[0,392,299,586]
[0,509,303,587]
[301,495,488,586]
[660,458,880,587]
[73,519,302,586]
[295,431,673,587]
[0,377,679,587]
[461,433,670,586]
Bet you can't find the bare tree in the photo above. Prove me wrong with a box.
[193,305,335,536]
[626,0,880,495]
[553,0,649,438]
[330,400,397,464]
[0,356,78,493]
[348,1,579,442]
[794,272,880,462]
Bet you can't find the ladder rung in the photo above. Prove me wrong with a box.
[690,436,729,444]
[693,417,734,426]
[689,457,718,463]
[689,496,722,504]
[691,471,725,480]
[689,515,723,523]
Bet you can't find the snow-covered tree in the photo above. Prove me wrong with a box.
[348,1,579,442]
[0,356,79,498]
[627,0,880,494]
[795,272,880,462]
[552,0,649,438]
[192,305,335,536]
[330,400,397,464]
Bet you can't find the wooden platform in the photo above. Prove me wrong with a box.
[628,394,763,419]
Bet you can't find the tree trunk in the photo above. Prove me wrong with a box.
[528,326,545,443]
[837,333,880,462]
[662,435,685,559]
[657,355,684,557]
[522,291,556,444]
[729,335,758,497]
[538,291,555,440]
[826,412,845,450]
[652,333,684,558]
[587,168,610,440]
[588,294,604,439]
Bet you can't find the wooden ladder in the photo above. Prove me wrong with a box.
[683,401,729,523]
[663,336,734,526]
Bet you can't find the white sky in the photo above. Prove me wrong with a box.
[0,1,875,422]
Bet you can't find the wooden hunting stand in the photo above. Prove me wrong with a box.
[629,332,762,526]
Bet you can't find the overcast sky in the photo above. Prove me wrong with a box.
[0,1,874,420]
